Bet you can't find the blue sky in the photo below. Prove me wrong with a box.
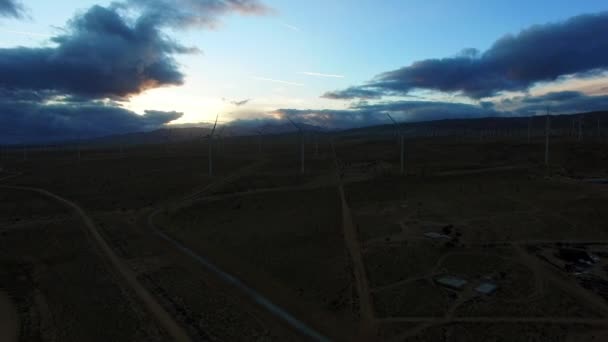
[1,0,608,142]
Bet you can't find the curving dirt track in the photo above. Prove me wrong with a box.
[146,162,331,342]
[330,141,376,338]
[1,185,192,342]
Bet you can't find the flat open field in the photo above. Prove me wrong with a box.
[157,186,357,339]
[2,129,608,341]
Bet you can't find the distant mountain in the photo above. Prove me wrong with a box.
[17,111,607,148]
[342,111,608,137]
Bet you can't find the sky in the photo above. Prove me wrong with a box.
[1,0,608,143]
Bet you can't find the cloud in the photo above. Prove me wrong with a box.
[267,100,499,129]
[223,97,251,106]
[0,0,25,18]
[0,5,196,99]
[0,97,182,144]
[123,0,273,29]
[324,12,608,100]
[509,91,608,115]
[298,71,344,78]
[0,1,270,143]
[232,99,251,106]
[322,86,384,100]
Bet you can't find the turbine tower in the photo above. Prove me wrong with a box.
[287,116,305,175]
[545,108,550,166]
[216,125,227,155]
[527,115,532,143]
[387,114,405,175]
[208,114,219,177]
[578,115,584,142]
[256,127,265,157]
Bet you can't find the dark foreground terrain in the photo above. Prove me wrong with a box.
[1,116,608,341]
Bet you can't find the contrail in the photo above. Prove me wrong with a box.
[298,71,344,78]
[252,76,304,87]
[0,29,52,37]
[281,22,301,32]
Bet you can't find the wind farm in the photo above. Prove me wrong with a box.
[2,110,608,341]
[2,1,608,341]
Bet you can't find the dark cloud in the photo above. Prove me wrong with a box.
[123,0,273,29]
[512,91,608,115]
[322,87,384,100]
[521,90,583,103]
[0,0,25,18]
[274,108,385,129]
[324,12,608,100]
[0,98,182,144]
[352,100,502,122]
[267,100,499,129]
[0,5,195,99]
[223,97,251,106]
[0,1,271,143]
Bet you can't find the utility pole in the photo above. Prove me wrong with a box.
[578,116,583,142]
[387,114,405,175]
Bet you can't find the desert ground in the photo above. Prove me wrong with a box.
[1,117,608,341]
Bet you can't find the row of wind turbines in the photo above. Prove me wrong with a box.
[1,110,603,177]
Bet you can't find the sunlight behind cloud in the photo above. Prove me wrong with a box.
[125,88,226,125]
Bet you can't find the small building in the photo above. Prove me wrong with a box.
[434,275,467,290]
[474,282,498,295]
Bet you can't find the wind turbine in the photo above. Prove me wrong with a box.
[578,115,584,142]
[287,116,305,175]
[527,115,532,143]
[216,125,227,155]
[545,108,551,166]
[387,114,405,175]
[256,127,265,157]
[207,114,219,177]
[76,134,82,161]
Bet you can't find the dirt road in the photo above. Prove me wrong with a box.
[147,162,330,342]
[1,185,192,342]
[330,141,376,338]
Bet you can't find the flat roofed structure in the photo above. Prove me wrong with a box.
[474,282,498,295]
[434,275,467,290]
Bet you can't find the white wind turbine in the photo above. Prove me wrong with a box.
[545,108,551,166]
[207,114,219,177]
[387,114,405,175]
[256,127,265,157]
[287,116,305,175]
